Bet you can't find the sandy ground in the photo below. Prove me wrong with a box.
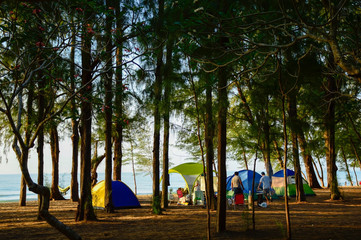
[0,187,361,240]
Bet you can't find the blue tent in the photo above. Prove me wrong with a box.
[273,169,295,177]
[272,169,316,196]
[92,180,141,209]
[226,170,262,194]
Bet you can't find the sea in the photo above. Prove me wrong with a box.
[0,170,358,202]
[0,172,185,202]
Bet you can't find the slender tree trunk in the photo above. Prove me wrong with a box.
[287,94,306,202]
[37,59,45,218]
[242,146,248,170]
[313,157,325,188]
[216,66,228,233]
[340,147,353,186]
[324,72,341,200]
[50,125,65,200]
[262,117,273,177]
[353,166,359,186]
[350,138,361,172]
[205,77,216,210]
[70,17,79,202]
[20,79,35,206]
[152,0,164,214]
[7,86,81,239]
[20,77,34,206]
[189,69,211,240]
[273,140,284,168]
[91,143,105,187]
[278,55,291,239]
[161,38,173,209]
[17,148,81,239]
[298,131,321,188]
[76,5,97,221]
[113,0,124,181]
[281,95,291,240]
[104,0,114,213]
[129,138,137,194]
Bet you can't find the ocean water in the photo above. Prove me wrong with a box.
[0,170,358,202]
[0,172,185,202]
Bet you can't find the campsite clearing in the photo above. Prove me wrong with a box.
[0,187,360,239]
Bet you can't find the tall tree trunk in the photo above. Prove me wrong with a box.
[273,140,284,168]
[340,147,353,186]
[91,141,105,187]
[19,173,27,206]
[189,68,211,240]
[242,146,249,170]
[7,85,81,239]
[37,79,45,218]
[113,0,124,181]
[279,56,291,239]
[324,72,341,200]
[50,125,65,200]
[70,16,79,202]
[353,166,359,186]
[17,147,81,239]
[313,157,325,188]
[216,66,228,233]
[161,38,173,209]
[76,5,97,221]
[350,138,361,172]
[262,116,273,177]
[129,138,137,194]
[152,0,164,214]
[287,94,306,202]
[298,131,321,188]
[20,77,35,206]
[205,77,216,210]
[281,95,291,240]
[104,0,114,213]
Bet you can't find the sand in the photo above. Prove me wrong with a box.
[0,187,360,240]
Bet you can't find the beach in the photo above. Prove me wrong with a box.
[0,187,360,240]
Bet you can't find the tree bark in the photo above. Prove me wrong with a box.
[324,69,341,200]
[70,16,79,202]
[281,95,291,240]
[161,37,173,209]
[216,66,228,233]
[287,94,306,202]
[152,0,164,214]
[50,125,65,200]
[104,0,114,214]
[340,147,353,186]
[113,0,124,181]
[205,77,216,210]
[76,5,97,221]
[298,131,321,188]
[350,138,361,172]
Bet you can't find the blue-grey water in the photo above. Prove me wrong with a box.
[0,172,185,202]
[0,170,358,202]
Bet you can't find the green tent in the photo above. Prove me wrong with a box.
[272,169,316,197]
[168,162,204,193]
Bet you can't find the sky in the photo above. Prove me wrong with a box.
[0,135,244,175]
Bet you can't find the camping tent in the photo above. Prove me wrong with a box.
[272,169,316,197]
[92,180,141,209]
[168,162,205,193]
[226,170,262,195]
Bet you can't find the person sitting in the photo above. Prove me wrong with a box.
[177,187,190,205]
